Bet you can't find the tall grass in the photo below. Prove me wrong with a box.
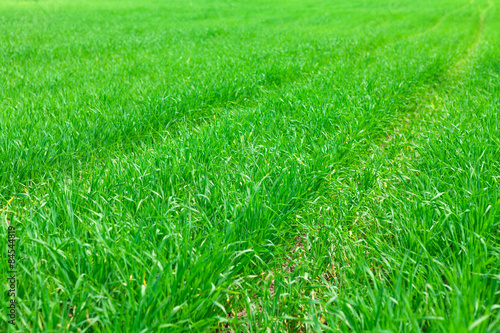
[1,0,498,331]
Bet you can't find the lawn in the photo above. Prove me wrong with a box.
[1,0,499,331]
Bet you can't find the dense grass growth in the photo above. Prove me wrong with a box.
[1,0,499,331]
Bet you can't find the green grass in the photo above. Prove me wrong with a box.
[1,0,499,331]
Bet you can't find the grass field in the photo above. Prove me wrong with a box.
[1,0,499,331]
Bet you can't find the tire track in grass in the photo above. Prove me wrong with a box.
[278,2,496,331]
[366,0,495,246]
[398,0,493,131]
[366,1,471,57]
[397,0,493,136]
[225,2,496,330]
[409,2,471,40]
[449,0,494,76]
[334,0,493,264]
[410,0,494,130]
[306,0,496,330]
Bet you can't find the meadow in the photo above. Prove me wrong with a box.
[1,0,499,331]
